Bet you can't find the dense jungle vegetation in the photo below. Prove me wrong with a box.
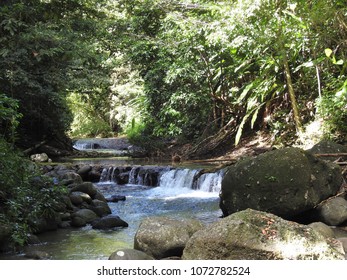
[0,0,346,248]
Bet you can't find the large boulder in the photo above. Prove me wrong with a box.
[220,147,343,219]
[134,216,204,259]
[182,209,345,260]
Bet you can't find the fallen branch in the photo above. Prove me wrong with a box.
[186,158,236,164]
[23,140,47,155]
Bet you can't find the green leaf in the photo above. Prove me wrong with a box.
[237,82,254,103]
[335,59,344,65]
[251,108,259,129]
[324,48,333,58]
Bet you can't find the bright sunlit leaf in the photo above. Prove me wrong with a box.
[324,48,333,58]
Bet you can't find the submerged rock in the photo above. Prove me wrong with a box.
[220,147,342,219]
[91,215,128,229]
[182,209,345,260]
[109,249,154,260]
[134,216,204,259]
[106,195,126,202]
[25,250,51,260]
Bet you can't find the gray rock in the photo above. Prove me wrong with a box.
[308,222,336,239]
[69,193,83,205]
[70,182,98,198]
[59,172,83,185]
[69,191,92,206]
[92,215,128,229]
[77,165,92,180]
[106,195,126,202]
[109,249,154,260]
[72,209,98,224]
[182,209,345,260]
[316,197,347,226]
[25,250,51,260]
[220,147,343,219]
[94,190,108,203]
[88,169,101,182]
[71,216,87,227]
[134,216,204,259]
[30,153,51,163]
[90,199,112,217]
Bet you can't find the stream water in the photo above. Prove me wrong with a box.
[25,169,222,260]
[7,140,224,260]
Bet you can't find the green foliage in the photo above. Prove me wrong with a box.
[0,0,109,146]
[0,94,22,143]
[111,0,346,147]
[126,119,146,143]
[2,0,346,151]
[0,138,67,248]
[318,78,347,139]
[125,118,164,151]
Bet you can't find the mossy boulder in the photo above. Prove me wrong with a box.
[182,209,345,260]
[134,216,204,259]
[220,147,342,219]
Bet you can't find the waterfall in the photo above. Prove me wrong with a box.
[196,170,225,193]
[99,166,224,193]
[159,168,224,193]
[159,169,199,190]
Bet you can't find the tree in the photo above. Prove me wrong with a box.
[0,0,109,149]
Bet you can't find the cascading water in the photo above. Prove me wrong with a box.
[21,165,224,260]
[99,165,224,193]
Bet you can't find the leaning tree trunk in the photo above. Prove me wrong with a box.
[186,118,237,159]
[283,54,303,137]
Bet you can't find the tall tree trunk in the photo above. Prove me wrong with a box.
[283,54,303,137]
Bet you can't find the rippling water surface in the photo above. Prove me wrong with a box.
[12,168,222,260]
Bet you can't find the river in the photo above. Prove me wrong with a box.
[5,139,224,260]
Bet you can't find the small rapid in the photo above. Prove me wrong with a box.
[13,165,224,260]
